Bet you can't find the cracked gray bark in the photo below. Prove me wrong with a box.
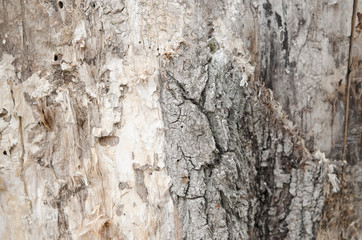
[0,0,359,239]
[160,42,330,239]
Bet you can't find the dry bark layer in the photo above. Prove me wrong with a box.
[1,0,177,239]
[0,0,357,239]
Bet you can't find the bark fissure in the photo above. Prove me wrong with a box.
[18,116,33,213]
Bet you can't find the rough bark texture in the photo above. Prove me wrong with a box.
[158,5,332,237]
[161,67,331,239]
[254,1,361,239]
[0,0,359,240]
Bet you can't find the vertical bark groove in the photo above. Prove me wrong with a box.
[342,0,359,160]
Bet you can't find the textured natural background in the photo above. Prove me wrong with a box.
[0,0,360,239]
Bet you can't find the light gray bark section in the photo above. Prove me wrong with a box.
[257,0,353,158]
[255,1,361,239]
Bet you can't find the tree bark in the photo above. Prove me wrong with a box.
[0,0,359,239]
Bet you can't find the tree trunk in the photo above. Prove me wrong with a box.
[0,0,359,239]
